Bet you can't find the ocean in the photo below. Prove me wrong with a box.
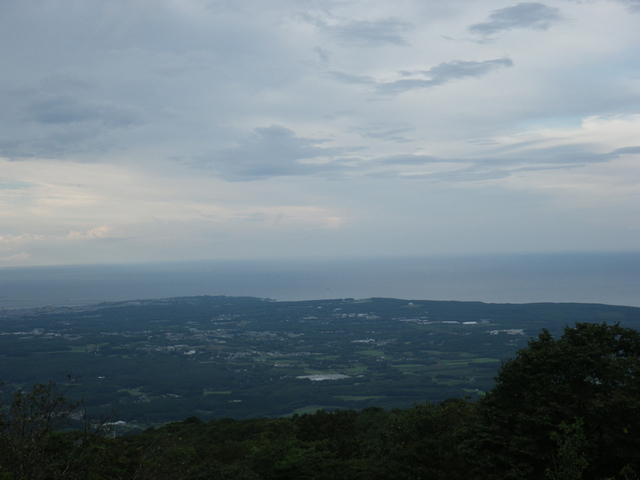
[0,252,638,309]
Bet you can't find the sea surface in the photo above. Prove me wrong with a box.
[0,252,638,309]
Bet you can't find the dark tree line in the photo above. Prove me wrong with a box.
[2,322,640,479]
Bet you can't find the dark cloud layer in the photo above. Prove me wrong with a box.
[0,91,145,159]
[469,3,563,35]
[377,58,513,94]
[27,96,144,127]
[319,18,412,46]
[354,123,415,143]
[0,128,113,160]
[193,125,355,180]
[188,124,635,183]
[608,146,640,156]
[376,58,513,95]
[376,154,443,165]
[330,58,513,95]
[615,0,640,12]
[362,142,637,182]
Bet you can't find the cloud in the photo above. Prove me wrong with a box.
[330,58,513,94]
[0,128,110,160]
[489,142,603,166]
[328,71,376,85]
[376,154,443,165]
[1,92,145,159]
[27,96,144,127]
[314,46,331,67]
[0,234,44,244]
[191,116,639,184]
[375,58,513,94]
[0,181,32,190]
[0,0,638,262]
[361,129,640,182]
[614,0,640,12]
[192,125,356,180]
[0,252,31,263]
[316,17,412,46]
[67,225,116,240]
[354,123,415,143]
[610,146,640,155]
[469,3,563,36]
[329,18,412,46]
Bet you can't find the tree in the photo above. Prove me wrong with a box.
[470,322,640,480]
[378,399,475,480]
[0,378,111,479]
[545,418,589,480]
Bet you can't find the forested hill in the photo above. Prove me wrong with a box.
[1,296,639,426]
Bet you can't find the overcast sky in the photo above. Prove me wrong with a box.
[1,0,639,266]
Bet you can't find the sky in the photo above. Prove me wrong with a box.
[0,0,639,267]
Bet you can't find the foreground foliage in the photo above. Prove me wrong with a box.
[2,322,640,479]
[472,322,640,479]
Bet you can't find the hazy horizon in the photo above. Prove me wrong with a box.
[2,252,638,309]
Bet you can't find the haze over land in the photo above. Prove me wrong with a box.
[0,0,639,268]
